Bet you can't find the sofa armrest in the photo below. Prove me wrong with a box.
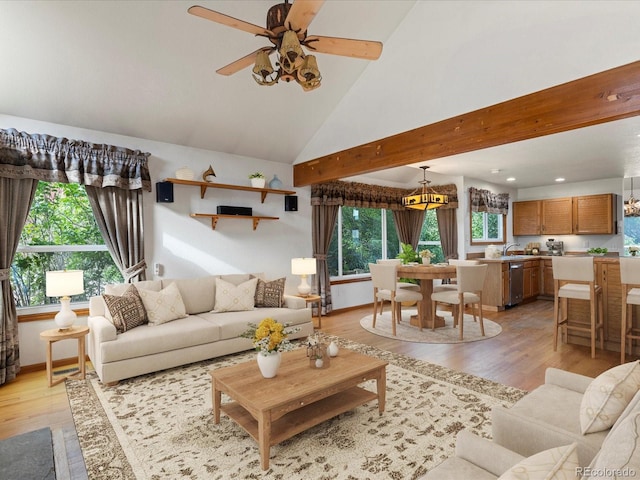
[283,295,306,309]
[455,430,524,476]
[88,315,117,344]
[89,295,106,317]
[545,367,593,394]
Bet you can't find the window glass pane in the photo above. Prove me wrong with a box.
[624,216,640,254]
[419,210,444,263]
[11,182,123,308]
[328,225,339,277]
[471,211,504,243]
[385,211,400,259]
[471,212,484,239]
[341,207,382,275]
[487,213,500,239]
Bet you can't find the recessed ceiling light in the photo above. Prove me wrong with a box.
[506,177,516,182]
[555,177,565,182]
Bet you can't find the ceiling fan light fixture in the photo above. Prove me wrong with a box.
[298,55,321,82]
[402,166,449,210]
[279,30,304,73]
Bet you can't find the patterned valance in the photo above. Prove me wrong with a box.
[469,187,509,214]
[0,128,151,191]
[311,180,458,210]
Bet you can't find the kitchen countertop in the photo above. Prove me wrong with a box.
[476,254,622,263]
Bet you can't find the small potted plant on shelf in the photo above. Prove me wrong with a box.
[419,249,436,264]
[249,172,266,188]
[629,246,639,257]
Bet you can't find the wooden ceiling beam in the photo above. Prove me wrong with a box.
[293,60,640,187]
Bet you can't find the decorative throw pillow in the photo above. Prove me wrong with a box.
[254,277,285,308]
[102,285,148,334]
[213,277,258,312]
[497,443,579,480]
[137,282,188,326]
[587,410,640,478]
[580,360,640,434]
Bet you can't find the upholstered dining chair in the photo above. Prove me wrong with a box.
[620,257,640,363]
[376,259,420,315]
[369,263,423,334]
[552,256,603,359]
[433,259,480,293]
[430,264,488,340]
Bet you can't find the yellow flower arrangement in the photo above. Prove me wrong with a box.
[241,317,299,355]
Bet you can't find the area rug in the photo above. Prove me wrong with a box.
[360,309,502,343]
[67,334,525,480]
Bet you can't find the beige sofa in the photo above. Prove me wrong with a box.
[87,274,314,384]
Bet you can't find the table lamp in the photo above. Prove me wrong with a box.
[291,258,316,296]
[46,269,84,330]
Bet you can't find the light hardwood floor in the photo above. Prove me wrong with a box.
[0,298,626,474]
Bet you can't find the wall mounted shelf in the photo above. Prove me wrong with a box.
[191,213,279,231]
[165,178,295,202]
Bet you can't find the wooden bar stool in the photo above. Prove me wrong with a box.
[620,257,640,364]
[552,256,604,358]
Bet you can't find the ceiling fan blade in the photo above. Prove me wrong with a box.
[188,5,272,37]
[216,48,273,76]
[305,35,383,60]
[284,0,325,32]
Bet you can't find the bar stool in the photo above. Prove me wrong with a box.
[620,257,640,364]
[552,256,604,358]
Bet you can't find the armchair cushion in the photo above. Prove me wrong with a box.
[580,360,640,434]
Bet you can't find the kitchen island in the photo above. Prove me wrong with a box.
[475,254,633,356]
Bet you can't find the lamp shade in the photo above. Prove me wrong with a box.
[46,270,84,297]
[291,258,316,275]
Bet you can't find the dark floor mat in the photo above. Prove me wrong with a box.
[0,427,55,480]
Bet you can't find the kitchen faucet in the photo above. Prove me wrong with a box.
[503,243,520,256]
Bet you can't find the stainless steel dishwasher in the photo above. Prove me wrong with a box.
[506,262,524,306]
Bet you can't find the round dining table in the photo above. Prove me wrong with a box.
[396,263,457,329]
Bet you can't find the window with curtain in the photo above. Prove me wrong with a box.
[470,187,509,245]
[327,207,444,277]
[11,182,123,310]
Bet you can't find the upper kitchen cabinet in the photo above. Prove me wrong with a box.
[573,194,617,234]
[513,200,541,235]
[512,197,572,235]
[512,194,616,236]
[541,197,573,235]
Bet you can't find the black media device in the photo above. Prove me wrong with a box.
[156,181,174,203]
[284,195,298,211]
[216,205,253,216]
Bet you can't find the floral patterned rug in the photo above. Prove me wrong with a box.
[66,334,526,480]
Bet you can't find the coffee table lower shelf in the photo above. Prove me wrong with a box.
[221,386,377,447]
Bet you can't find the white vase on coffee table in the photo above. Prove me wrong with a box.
[257,351,281,378]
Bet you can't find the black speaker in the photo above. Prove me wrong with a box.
[284,195,298,211]
[156,181,174,203]
[216,205,252,216]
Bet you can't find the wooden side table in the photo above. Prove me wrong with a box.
[39,325,89,387]
[296,294,322,328]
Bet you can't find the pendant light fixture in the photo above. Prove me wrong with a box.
[402,166,449,210]
[624,177,640,217]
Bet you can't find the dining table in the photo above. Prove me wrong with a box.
[396,263,457,329]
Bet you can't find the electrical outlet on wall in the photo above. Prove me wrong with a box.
[154,263,163,276]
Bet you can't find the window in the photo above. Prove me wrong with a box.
[471,211,505,244]
[11,182,123,310]
[624,215,640,254]
[328,207,443,278]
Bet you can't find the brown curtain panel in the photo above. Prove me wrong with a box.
[0,177,38,384]
[436,207,458,260]
[311,205,339,315]
[392,209,426,249]
[86,186,147,283]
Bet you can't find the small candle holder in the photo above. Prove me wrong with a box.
[305,335,330,369]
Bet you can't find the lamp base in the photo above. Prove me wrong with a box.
[297,275,312,296]
[55,297,77,330]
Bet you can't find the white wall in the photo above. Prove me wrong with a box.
[1,114,312,366]
[515,178,624,253]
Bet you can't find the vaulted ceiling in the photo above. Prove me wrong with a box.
[1,1,639,189]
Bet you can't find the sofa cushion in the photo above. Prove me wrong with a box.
[255,277,285,308]
[102,285,148,333]
[162,276,215,314]
[213,277,258,312]
[103,280,162,321]
[580,360,640,434]
[137,282,188,326]
[497,443,579,480]
[100,315,221,364]
[587,411,640,479]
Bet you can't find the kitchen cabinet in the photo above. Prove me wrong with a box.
[513,201,541,235]
[542,259,554,297]
[513,194,616,236]
[523,260,540,299]
[573,194,616,234]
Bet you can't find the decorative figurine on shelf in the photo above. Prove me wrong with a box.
[202,165,216,182]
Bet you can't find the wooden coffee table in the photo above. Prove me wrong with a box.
[210,347,387,470]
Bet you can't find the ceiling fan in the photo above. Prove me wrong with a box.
[188,0,383,91]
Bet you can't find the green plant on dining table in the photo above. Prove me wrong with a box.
[397,243,420,264]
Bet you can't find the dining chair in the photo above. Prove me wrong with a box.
[620,257,640,363]
[433,259,480,293]
[369,263,423,334]
[376,259,420,315]
[430,264,488,339]
[552,256,604,359]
